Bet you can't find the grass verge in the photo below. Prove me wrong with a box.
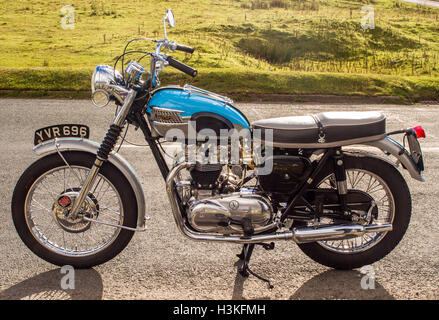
[0,67,438,103]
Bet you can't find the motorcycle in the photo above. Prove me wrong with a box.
[12,9,426,286]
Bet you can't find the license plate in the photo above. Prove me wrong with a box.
[34,124,90,146]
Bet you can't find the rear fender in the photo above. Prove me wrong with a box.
[33,138,147,228]
[361,137,424,182]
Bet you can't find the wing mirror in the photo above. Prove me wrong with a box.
[165,9,175,28]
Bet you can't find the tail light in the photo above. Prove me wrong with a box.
[412,126,426,139]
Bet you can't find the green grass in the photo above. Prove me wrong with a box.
[0,0,438,101]
[1,67,438,102]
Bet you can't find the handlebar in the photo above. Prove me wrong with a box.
[175,43,195,54]
[166,56,198,77]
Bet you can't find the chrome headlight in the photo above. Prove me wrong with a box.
[91,65,127,107]
[91,65,123,92]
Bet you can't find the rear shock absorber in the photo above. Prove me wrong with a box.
[333,148,349,215]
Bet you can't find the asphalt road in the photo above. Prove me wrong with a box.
[0,98,438,300]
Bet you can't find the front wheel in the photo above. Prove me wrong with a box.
[11,151,138,268]
[297,154,412,269]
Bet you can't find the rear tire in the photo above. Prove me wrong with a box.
[11,151,138,269]
[297,154,411,270]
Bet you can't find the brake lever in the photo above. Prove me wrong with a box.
[166,41,178,52]
[152,53,168,65]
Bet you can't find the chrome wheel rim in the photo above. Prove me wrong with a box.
[24,165,124,257]
[316,169,395,254]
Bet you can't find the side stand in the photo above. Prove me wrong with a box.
[236,244,274,289]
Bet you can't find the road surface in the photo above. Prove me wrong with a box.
[0,99,438,300]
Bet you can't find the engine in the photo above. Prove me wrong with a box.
[189,162,222,189]
[176,160,274,235]
[187,190,273,235]
[174,151,311,235]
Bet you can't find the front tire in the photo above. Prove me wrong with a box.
[297,154,411,270]
[11,151,138,268]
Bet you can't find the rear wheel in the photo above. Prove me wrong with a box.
[297,154,411,269]
[11,151,137,268]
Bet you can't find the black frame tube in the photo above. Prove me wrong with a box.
[136,113,170,180]
[281,149,334,220]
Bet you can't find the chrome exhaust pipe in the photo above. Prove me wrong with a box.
[180,228,294,244]
[292,223,392,243]
[166,162,393,244]
[177,222,392,244]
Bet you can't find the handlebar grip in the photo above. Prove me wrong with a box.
[175,44,195,54]
[166,56,198,77]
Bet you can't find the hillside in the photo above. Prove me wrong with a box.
[0,0,438,101]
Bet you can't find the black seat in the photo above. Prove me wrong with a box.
[252,111,386,148]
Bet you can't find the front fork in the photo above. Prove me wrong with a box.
[69,89,137,219]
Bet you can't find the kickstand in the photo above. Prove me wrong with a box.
[236,244,274,289]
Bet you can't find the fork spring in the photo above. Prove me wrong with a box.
[97,124,123,160]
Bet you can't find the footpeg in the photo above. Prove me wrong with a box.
[242,217,254,237]
[259,242,275,251]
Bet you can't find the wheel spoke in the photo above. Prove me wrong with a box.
[25,165,124,257]
[316,168,395,254]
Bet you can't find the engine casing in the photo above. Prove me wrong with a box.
[187,191,273,234]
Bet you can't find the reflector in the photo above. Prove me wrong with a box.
[58,196,71,207]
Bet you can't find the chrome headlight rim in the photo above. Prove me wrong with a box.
[91,89,110,108]
[91,65,128,105]
[92,65,123,92]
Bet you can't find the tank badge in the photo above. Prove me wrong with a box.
[229,200,239,210]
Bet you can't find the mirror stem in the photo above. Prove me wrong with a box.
[163,20,167,39]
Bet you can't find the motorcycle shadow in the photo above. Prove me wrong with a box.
[290,269,395,300]
[232,260,395,300]
[0,268,103,300]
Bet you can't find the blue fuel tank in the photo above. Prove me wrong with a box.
[146,85,250,137]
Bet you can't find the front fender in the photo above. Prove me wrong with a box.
[33,138,147,229]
